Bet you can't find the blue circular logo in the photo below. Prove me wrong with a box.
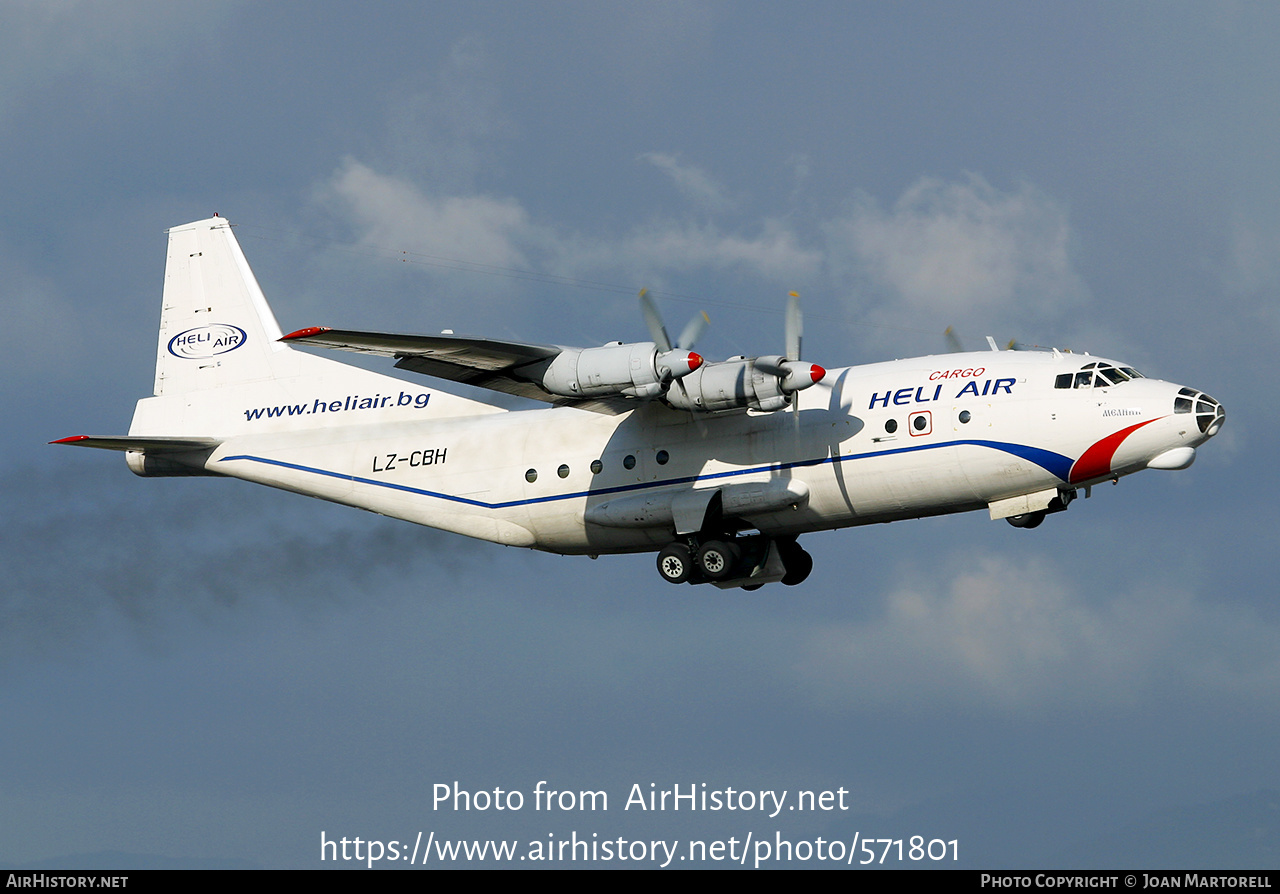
[167,324,248,359]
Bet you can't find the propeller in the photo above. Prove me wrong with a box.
[755,292,826,431]
[755,293,825,393]
[638,288,706,383]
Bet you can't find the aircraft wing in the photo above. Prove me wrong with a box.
[281,327,623,409]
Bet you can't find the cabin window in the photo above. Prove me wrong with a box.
[590,460,603,474]
[525,469,538,483]
[884,419,898,434]
[623,454,637,470]
[655,450,669,465]
[557,464,570,478]
[958,410,971,424]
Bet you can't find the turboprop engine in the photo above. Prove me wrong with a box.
[663,354,825,412]
[535,341,703,399]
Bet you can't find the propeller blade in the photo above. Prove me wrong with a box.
[944,326,964,353]
[785,291,803,361]
[676,311,710,350]
[638,288,672,353]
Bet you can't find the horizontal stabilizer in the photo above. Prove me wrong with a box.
[50,435,220,452]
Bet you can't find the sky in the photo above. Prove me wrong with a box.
[3,1,1278,869]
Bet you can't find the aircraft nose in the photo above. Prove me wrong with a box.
[1173,387,1225,437]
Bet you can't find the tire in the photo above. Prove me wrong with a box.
[1006,511,1045,529]
[780,542,813,586]
[657,543,694,584]
[697,540,740,581]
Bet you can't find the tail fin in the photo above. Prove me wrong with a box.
[126,216,500,438]
[152,216,285,395]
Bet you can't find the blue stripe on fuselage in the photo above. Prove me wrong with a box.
[218,438,1073,509]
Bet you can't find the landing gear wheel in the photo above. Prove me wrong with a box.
[742,583,763,591]
[778,541,813,586]
[1007,510,1045,529]
[656,543,694,584]
[697,540,740,581]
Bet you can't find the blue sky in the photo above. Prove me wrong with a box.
[3,2,1277,868]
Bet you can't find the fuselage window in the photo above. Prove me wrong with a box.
[885,419,898,434]
[525,468,538,483]
[1055,373,1072,389]
[623,454,637,470]
[958,410,971,424]
[590,459,603,474]
[655,449,669,465]
[913,415,928,431]
[557,464,570,478]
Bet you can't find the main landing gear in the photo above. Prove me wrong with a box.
[656,534,813,589]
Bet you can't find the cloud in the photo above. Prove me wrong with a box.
[322,158,822,302]
[326,158,534,271]
[795,552,1280,715]
[827,175,1085,323]
[638,152,733,212]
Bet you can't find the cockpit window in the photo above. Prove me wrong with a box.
[1064,361,1140,389]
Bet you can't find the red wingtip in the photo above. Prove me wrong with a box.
[280,326,331,341]
[811,364,826,383]
[687,352,704,372]
[50,435,90,445]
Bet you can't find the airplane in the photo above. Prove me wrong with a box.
[53,216,1226,590]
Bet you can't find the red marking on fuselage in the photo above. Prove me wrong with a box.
[1069,417,1162,483]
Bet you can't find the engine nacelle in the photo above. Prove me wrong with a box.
[536,342,701,399]
[664,358,790,412]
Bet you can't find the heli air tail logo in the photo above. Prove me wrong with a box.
[168,324,247,359]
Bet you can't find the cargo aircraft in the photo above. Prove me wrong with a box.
[54,216,1225,589]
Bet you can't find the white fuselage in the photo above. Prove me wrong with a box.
[203,349,1218,555]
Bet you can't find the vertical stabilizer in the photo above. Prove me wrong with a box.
[129,216,502,439]
[154,216,284,395]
